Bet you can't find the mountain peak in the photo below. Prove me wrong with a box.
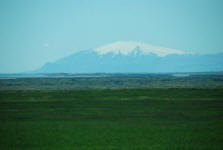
[94,41,187,57]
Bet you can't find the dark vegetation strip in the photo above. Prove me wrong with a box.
[1,74,223,90]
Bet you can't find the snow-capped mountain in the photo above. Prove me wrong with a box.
[36,41,223,73]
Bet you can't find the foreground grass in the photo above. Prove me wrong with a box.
[0,89,223,150]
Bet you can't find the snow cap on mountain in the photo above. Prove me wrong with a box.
[94,41,187,57]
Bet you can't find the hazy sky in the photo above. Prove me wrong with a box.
[0,0,223,73]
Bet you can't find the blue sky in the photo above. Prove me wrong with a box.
[0,0,223,73]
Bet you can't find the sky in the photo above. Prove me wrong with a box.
[0,0,223,73]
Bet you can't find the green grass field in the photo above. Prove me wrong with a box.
[0,89,223,150]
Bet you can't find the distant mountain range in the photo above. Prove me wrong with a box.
[35,41,223,73]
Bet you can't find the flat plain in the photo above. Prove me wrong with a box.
[0,88,223,150]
